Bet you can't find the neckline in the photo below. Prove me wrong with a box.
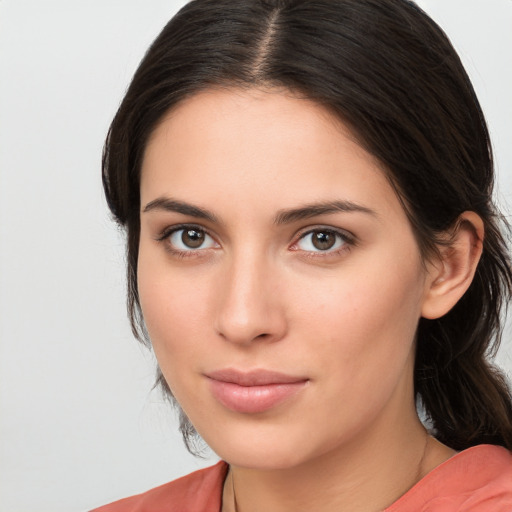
[220,444,509,512]
[384,444,507,510]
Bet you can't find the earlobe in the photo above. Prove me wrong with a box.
[421,211,484,320]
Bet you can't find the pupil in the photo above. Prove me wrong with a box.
[182,229,205,248]
[312,231,335,250]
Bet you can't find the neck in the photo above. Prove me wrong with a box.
[222,414,454,512]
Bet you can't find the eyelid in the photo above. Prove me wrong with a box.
[155,223,355,257]
[156,223,220,254]
[156,223,202,240]
[290,225,356,253]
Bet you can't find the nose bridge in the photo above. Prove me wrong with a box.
[215,245,285,345]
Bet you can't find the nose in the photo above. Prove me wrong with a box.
[214,252,287,346]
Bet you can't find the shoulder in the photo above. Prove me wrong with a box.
[386,444,512,512]
[90,461,229,512]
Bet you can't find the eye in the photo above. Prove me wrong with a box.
[167,227,217,251]
[295,229,348,252]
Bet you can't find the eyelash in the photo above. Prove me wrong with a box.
[155,224,356,259]
[291,227,355,259]
[156,223,217,259]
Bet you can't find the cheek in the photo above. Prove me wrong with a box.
[295,257,425,384]
[136,248,213,367]
[282,267,423,447]
[137,265,217,416]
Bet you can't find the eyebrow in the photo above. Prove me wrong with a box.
[274,200,377,224]
[142,197,376,225]
[142,197,219,223]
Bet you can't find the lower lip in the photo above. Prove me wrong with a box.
[208,379,308,414]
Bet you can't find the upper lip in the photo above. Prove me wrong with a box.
[205,368,308,386]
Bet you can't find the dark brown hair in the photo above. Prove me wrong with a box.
[103,0,512,452]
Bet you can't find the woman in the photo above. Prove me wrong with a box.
[92,0,512,510]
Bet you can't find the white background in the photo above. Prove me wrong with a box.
[0,1,511,511]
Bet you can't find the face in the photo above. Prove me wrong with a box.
[138,88,434,470]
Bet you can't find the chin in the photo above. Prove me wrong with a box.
[217,445,312,471]
[197,421,329,471]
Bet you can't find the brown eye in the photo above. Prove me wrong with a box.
[296,229,347,252]
[182,229,205,248]
[312,231,336,250]
[167,227,217,251]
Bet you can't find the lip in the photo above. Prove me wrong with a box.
[205,369,309,414]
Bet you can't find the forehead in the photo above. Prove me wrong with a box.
[140,87,401,219]
[145,87,364,161]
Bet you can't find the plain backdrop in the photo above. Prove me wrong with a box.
[0,1,511,511]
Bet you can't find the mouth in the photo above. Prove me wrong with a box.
[205,368,309,414]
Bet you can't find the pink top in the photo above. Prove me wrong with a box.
[91,444,512,511]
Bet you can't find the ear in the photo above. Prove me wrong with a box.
[421,211,484,320]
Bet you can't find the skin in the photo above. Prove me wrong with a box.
[138,88,481,511]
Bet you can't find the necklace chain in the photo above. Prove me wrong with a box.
[231,469,239,512]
